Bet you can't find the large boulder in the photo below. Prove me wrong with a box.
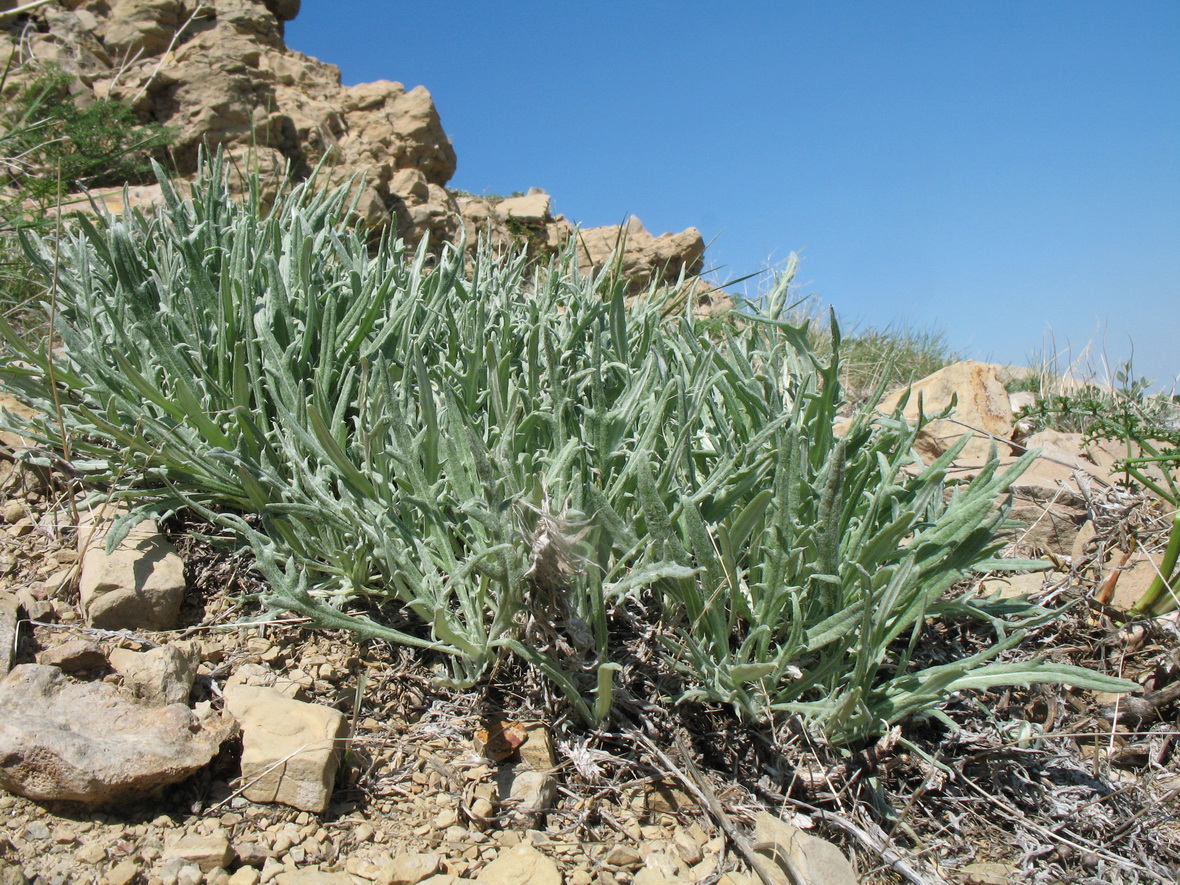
[0,664,234,805]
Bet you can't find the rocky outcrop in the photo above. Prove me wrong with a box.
[2,0,714,295]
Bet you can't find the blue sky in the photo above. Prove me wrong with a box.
[286,2,1179,389]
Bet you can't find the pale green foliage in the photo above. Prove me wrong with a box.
[0,156,1134,743]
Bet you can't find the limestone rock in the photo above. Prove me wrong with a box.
[376,853,441,885]
[222,683,348,813]
[574,216,706,295]
[0,593,20,673]
[77,505,186,631]
[109,642,198,706]
[751,811,858,885]
[273,872,354,884]
[0,664,234,805]
[979,572,1046,600]
[517,721,556,771]
[36,638,107,672]
[476,843,562,885]
[163,832,234,873]
[496,191,551,223]
[878,361,1015,462]
[103,0,183,58]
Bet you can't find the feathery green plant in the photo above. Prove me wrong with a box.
[0,155,1134,742]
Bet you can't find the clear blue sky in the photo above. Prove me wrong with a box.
[287,2,1179,389]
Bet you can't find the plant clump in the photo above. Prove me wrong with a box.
[0,155,1134,746]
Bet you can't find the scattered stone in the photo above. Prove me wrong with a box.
[273,872,355,884]
[222,683,349,813]
[603,845,642,869]
[376,852,441,885]
[77,505,186,631]
[75,843,107,864]
[476,843,562,885]
[633,871,690,885]
[0,664,235,805]
[516,722,556,772]
[109,642,198,706]
[164,832,234,873]
[0,593,21,673]
[752,811,858,885]
[962,862,1020,885]
[102,859,141,885]
[645,782,696,813]
[228,868,262,885]
[36,638,107,672]
[978,572,1045,600]
[0,865,28,885]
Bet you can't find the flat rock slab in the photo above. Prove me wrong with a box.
[0,664,235,805]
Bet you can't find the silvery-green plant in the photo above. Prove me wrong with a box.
[0,155,1133,742]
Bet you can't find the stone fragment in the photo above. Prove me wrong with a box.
[163,832,234,873]
[0,593,20,673]
[878,360,1015,462]
[102,859,140,885]
[476,844,562,885]
[376,852,441,885]
[574,216,706,295]
[222,683,348,813]
[962,862,1020,885]
[645,782,696,813]
[109,642,198,706]
[517,722,556,771]
[633,872,690,885]
[978,573,1045,601]
[36,638,107,672]
[228,868,262,885]
[1107,550,1170,612]
[77,505,186,631]
[103,0,182,57]
[0,865,26,885]
[602,845,642,869]
[752,811,858,885]
[496,192,551,223]
[273,872,355,884]
[0,664,234,805]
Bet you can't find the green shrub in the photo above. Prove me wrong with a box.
[0,155,1133,742]
[1016,364,1179,616]
[0,61,174,326]
[1,64,172,200]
